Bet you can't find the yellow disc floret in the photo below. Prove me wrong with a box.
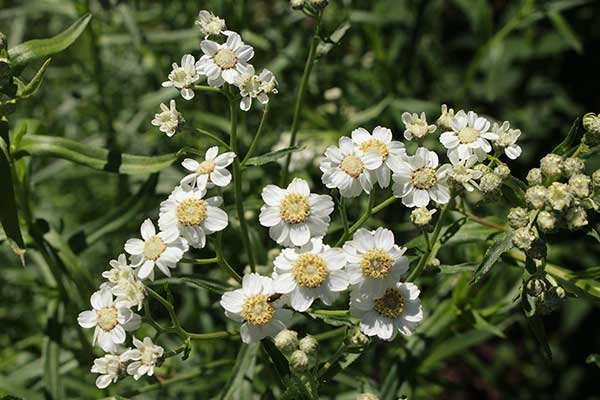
[96,307,118,331]
[292,253,329,288]
[457,127,480,144]
[340,155,364,178]
[374,288,405,319]
[241,294,275,326]
[411,167,437,190]
[360,139,389,159]
[360,248,394,279]
[196,160,216,175]
[176,198,207,226]
[280,194,310,224]
[214,49,237,69]
[143,236,167,260]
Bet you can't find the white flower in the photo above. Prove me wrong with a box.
[195,10,226,38]
[440,110,498,162]
[121,337,164,380]
[259,178,334,247]
[235,65,278,111]
[159,186,228,249]
[436,104,455,130]
[151,100,183,137]
[350,281,423,341]
[320,136,382,198]
[198,32,254,87]
[180,146,236,189]
[102,254,136,285]
[161,54,202,100]
[351,126,406,188]
[102,254,146,310]
[391,147,451,208]
[77,287,141,352]
[91,353,127,389]
[124,219,188,281]
[447,156,483,192]
[220,273,293,344]
[401,112,436,141]
[272,238,348,311]
[493,121,522,160]
[344,228,409,299]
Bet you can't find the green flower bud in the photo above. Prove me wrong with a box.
[298,335,318,354]
[546,182,572,211]
[290,350,309,372]
[507,207,529,228]
[480,172,502,193]
[526,168,543,186]
[274,330,299,354]
[494,165,511,179]
[512,227,536,251]
[536,211,556,232]
[410,207,436,227]
[568,173,591,199]
[561,157,585,178]
[540,154,563,178]
[525,185,547,209]
[565,206,588,230]
[536,286,566,315]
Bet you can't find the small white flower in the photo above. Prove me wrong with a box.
[350,281,423,341]
[351,126,406,188]
[436,104,455,130]
[272,238,348,312]
[77,287,141,352]
[102,254,146,310]
[102,254,136,286]
[195,10,226,38]
[235,66,279,112]
[91,353,127,389]
[493,121,522,160]
[401,112,437,141]
[220,273,293,344]
[151,100,183,137]
[320,136,383,198]
[259,178,334,247]
[447,156,483,192]
[440,110,497,162]
[180,146,236,189]
[344,228,409,299]
[121,337,164,380]
[161,54,202,100]
[124,219,188,281]
[391,147,451,208]
[198,32,254,87]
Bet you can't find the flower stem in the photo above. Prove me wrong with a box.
[194,128,231,150]
[181,257,220,265]
[241,101,271,166]
[308,309,350,316]
[215,231,242,283]
[335,189,376,247]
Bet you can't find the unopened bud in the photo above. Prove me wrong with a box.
[298,335,318,354]
[507,207,529,228]
[348,327,369,347]
[583,113,600,136]
[565,206,588,230]
[480,172,502,193]
[546,182,572,211]
[568,173,591,199]
[436,104,455,130]
[526,168,543,186]
[494,165,510,179]
[526,278,546,297]
[593,169,600,187]
[410,207,436,227]
[536,211,556,232]
[512,227,536,251]
[290,0,305,9]
[561,157,585,178]
[290,350,309,372]
[540,154,563,178]
[274,330,299,354]
[525,185,546,209]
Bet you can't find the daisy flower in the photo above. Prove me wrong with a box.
[195,10,226,38]
[350,281,423,341]
[447,155,483,192]
[121,337,164,380]
[401,112,437,141]
[102,254,136,286]
[436,104,455,130]
[344,228,409,299]
[235,65,278,111]
[91,353,128,389]
[493,121,522,160]
[180,146,236,189]
[102,254,146,311]
[220,273,293,344]
[198,32,254,87]
[391,147,451,208]
[124,219,188,281]
[351,126,406,188]
[151,100,183,137]
[272,238,348,312]
[320,136,382,198]
[77,287,141,352]
[259,178,334,247]
[159,186,228,249]
[440,110,498,162]
[161,54,202,100]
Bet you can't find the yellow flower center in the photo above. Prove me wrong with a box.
[409,121,429,139]
[359,139,389,159]
[292,253,329,288]
[340,155,364,178]
[214,49,237,69]
[241,294,274,326]
[280,194,310,224]
[96,307,118,331]
[176,198,207,226]
[457,127,480,144]
[374,288,405,319]
[411,167,437,190]
[196,160,216,175]
[143,236,167,260]
[360,248,394,279]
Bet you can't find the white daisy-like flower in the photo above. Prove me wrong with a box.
[235,65,278,111]
[220,273,293,344]
[180,146,236,189]
[350,281,423,341]
[158,186,228,249]
[91,353,127,389]
[436,104,456,130]
[161,54,202,100]
[447,155,483,192]
[121,337,164,380]
[151,100,183,137]
[259,178,334,247]
[320,136,383,198]
[390,147,451,208]
[272,238,348,312]
[344,228,409,299]
[351,126,406,188]
[77,287,141,352]
[401,112,437,141]
[124,219,188,281]
[493,121,522,160]
[195,10,227,38]
[102,254,146,311]
[102,254,136,286]
[258,68,278,96]
[440,110,498,162]
[198,32,254,87]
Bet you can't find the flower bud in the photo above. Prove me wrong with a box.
[473,164,489,173]
[546,182,572,211]
[561,157,585,178]
[348,327,369,347]
[536,286,566,315]
[526,278,547,297]
[480,172,502,193]
[436,104,455,130]
[357,393,380,400]
[540,154,563,178]
[410,207,436,227]
[427,257,441,269]
[565,206,588,230]
[525,185,546,209]
[592,169,600,187]
[507,207,529,229]
[536,211,556,232]
[526,168,543,186]
[583,113,600,137]
[290,350,309,372]
[494,165,510,179]
[568,173,591,199]
[512,227,536,251]
[290,0,305,9]
[309,0,328,8]
[274,330,299,354]
[526,239,547,260]
[298,335,318,354]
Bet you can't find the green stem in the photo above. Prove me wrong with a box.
[309,309,349,317]
[313,326,347,341]
[180,257,220,265]
[338,195,350,237]
[335,190,376,247]
[372,195,398,214]
[241,101,271,165]
[215,231,242,283]
[193,85,228,96]
[194,128,231,150]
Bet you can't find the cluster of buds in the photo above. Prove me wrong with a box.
[525,276,566,315]
[471,163,511,199]
[274,330,319,373]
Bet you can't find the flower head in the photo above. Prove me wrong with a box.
[436,104,455,130]
[540,154,563,177]
[198,32,254,87]
[492,121,522,160]
[235,65,278,111]
[440,110,497,162]
[180,146,236,190]
[410,207,436,227]
[151,100,183,137]
[121,337,164,380]
[401,112,436,141]
[102,254,146,310]
[195,10,226,38]
[91,353,127,389]
[447,156,483,192]
[161,54,202,100]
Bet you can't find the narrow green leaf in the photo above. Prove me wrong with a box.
[221,343,258,400]
[8,14,91,67]
[243,146,300,167]
[0,137,25,259]
[548,9,583,53]
[318,21,351,56]
[551,117,584,155]
[43,300,62,399]
[471,231,514,284]
[16,58,51,99]
[472,310,506,338]
[261,340,289,388]
[502,175,527,206]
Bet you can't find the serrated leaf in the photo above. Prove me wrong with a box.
[16,58,51,99]
[8,14,91,68]
[243,146,300,167]
[471,231,514,284]
[0,137,25,260]
[552,117,584,155]
[221,343,258,400]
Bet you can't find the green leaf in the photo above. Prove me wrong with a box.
[261,340,289,388]
[43,300,62,399]
[548,9,583,53]
[438,262,478,274]
[523,312,552,361]
[8,14,91,68]
[318,21,351,56]
[243,146,300,167]
[471,231,514,284]
[0,137,25,260]
[13,134,189,174]
[551,117,584,155]
[502,175,527,207]
[472,310,506,338]
[221,343,259,400]
[15,58,51,99]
